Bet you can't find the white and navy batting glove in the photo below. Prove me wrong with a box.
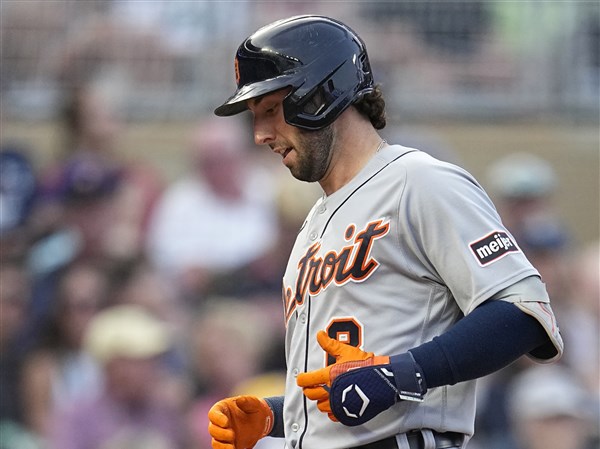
[328,352,427,426]
[297,332,427,426]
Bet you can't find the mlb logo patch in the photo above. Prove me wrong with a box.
[470,231,520,266]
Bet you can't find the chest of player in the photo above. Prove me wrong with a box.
[281,148,466,363]
[281,172,438,332]
[283,205,392,313]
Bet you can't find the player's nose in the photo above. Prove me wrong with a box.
[253,119,276,146]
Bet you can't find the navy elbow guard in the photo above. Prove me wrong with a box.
[329,352,427,426]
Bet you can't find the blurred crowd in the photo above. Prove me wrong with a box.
[2,1,598,120]
[1,2,599,449]
[0,81,322,449]
[471,153,600,449]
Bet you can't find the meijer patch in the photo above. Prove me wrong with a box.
[470,231,520,266]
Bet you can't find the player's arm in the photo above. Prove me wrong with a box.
[298,275,558,426]
[408,275,559,387]
[207,395,284,449]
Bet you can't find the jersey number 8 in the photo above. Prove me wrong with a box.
[326,318,364,366]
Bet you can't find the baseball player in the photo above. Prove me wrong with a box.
[207,15,563,449]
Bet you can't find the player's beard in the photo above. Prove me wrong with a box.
[290,124,335,182]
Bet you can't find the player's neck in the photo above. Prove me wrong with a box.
[318,111,383,196]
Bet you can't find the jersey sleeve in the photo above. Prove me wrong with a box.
[398,153,541,314]
[490,276,563,362]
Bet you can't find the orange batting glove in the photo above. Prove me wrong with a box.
[207,395,274,449]
[296,330,389,421]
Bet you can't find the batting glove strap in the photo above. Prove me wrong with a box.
[329,352,427,427]
[389,351,428,402]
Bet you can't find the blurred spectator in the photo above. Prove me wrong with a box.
[586,4,600,89]
[517,221,599,399]
[206,150,322,300]
[110,1,252,55]
[0,145,37,236]
[185,299,284,449]
[471,213,576,449]
[363,2,491,57]
[115,261,186,335]
[55,11,179,89]
[0,145,38,264]
[146,117,279,301]
[470,359,534,449]
[563,241,600,395]
[35,83,163,268]
[0,260,30,424]
[472,213,599,449]
[114,261,192,410]
[485,152,558,240]
[49,304,184,449]
[359,1,518,103]
[486,152,557,197]
[488,1,582,100]
[0,420,41,449]
[1,1,71,94]
[484,152,574,285]
[507,364,598,449]
[20,260,108,441]
[517,213,572,301]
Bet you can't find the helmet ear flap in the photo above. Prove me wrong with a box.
[357,52,373,82]
[283,55,373,130]
[299,85,329,116]
[352,87,375,104]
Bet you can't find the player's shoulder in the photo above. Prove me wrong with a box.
[388,145,469,177]
[386,145,483,196]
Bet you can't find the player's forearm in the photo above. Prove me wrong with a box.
[264,395,285,437]
[406,299,549,388]
[295,283,554,427]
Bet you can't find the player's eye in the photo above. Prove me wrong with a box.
[264,103,278,115]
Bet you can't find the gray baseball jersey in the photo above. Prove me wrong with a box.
[280,145,563,449]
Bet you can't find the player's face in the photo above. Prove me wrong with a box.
[248,89,335,182]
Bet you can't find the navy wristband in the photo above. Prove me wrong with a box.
[264,396,285,438]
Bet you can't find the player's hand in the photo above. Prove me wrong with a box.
[297,332,426,426]
[296,331,390,422]
[207,395,273,449]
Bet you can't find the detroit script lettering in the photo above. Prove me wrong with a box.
[283,219,390,323]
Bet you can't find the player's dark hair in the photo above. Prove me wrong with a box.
[354,84,386,130]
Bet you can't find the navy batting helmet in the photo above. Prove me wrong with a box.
[214,15,374,130]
